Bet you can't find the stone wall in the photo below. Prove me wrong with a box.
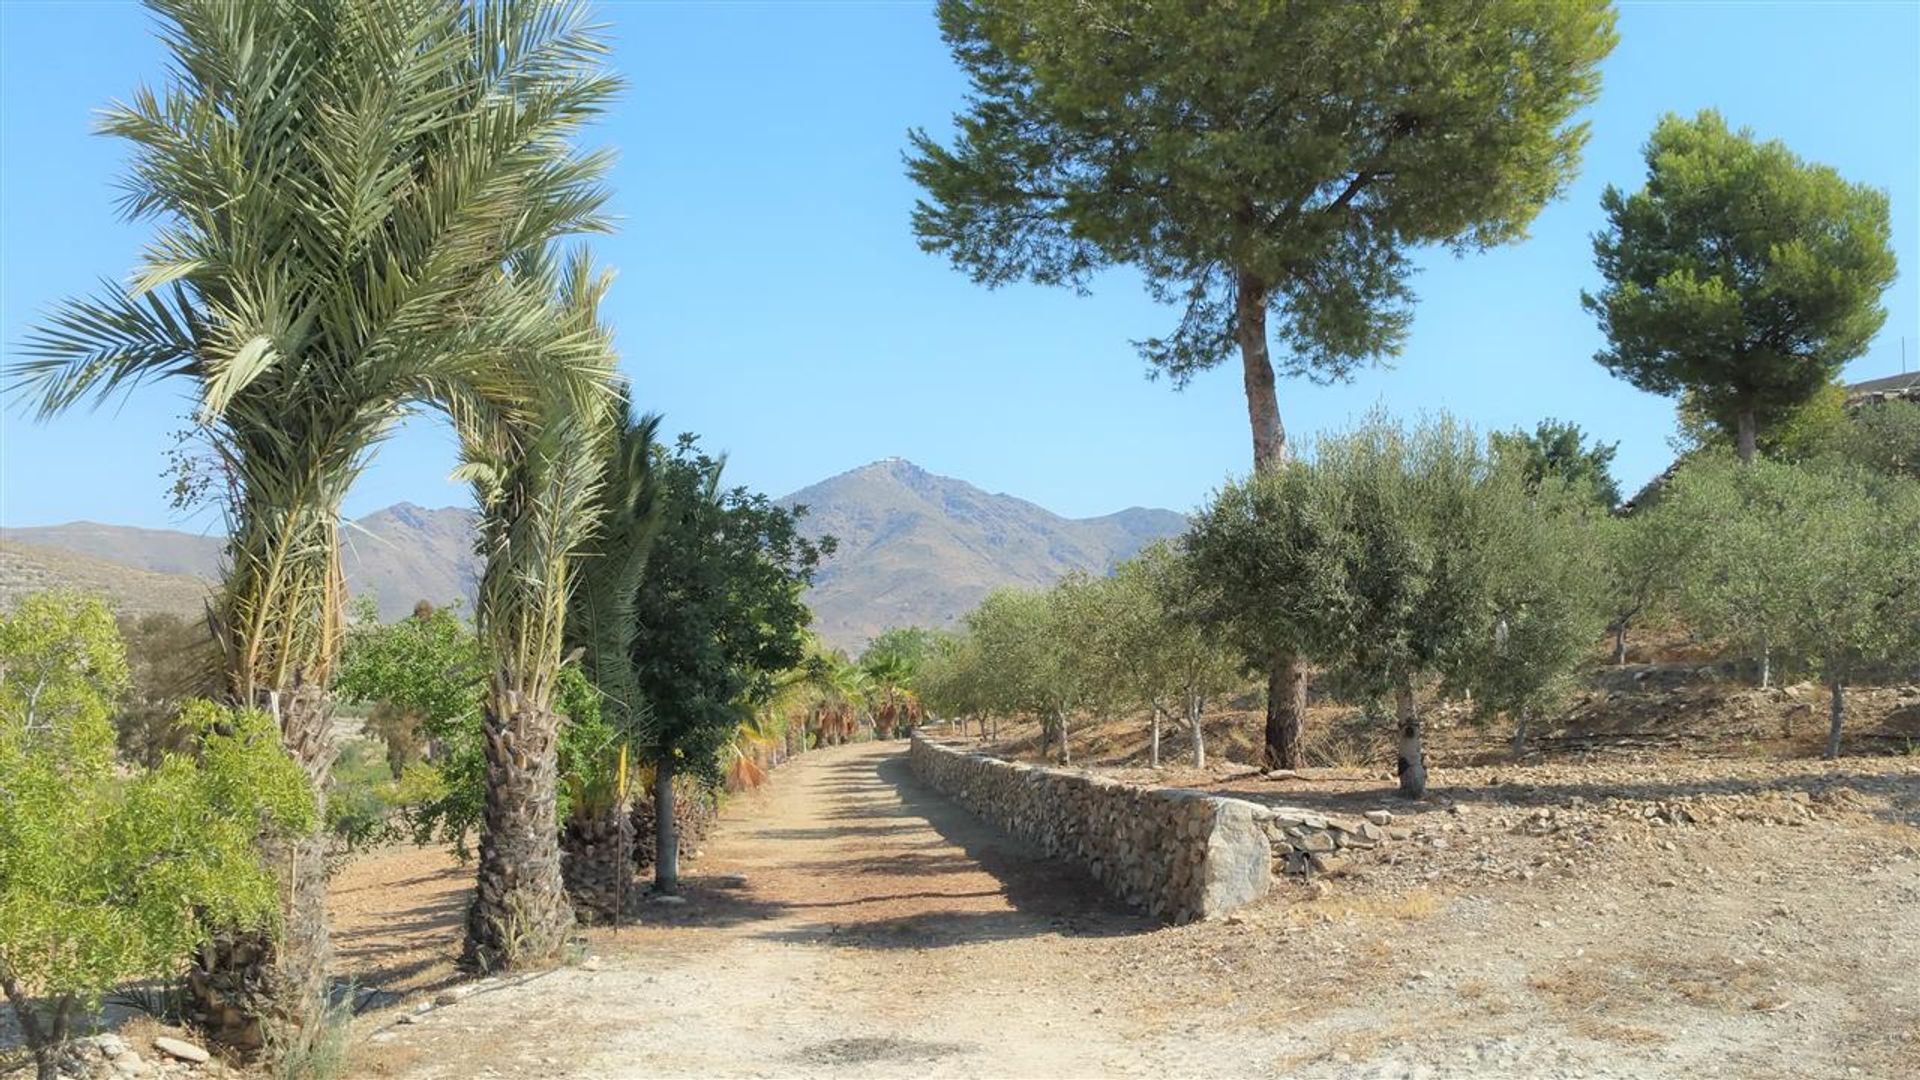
[908,736,1394,923]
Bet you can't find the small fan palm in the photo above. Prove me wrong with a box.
[10,0,618,1052]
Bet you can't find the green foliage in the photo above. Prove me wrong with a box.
[1490,419,1622,508]
[1829,397,1920,481]
[1187,415,1607,779]
[1585,111,1898,451]
[630,435,833,786]
[0,593,312,1065]
[1661,455,1920,700]
[12,0,624,704]
[337,603,484,767]
[909,0,1616,383]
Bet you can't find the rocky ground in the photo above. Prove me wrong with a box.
[341,738,1917,1080]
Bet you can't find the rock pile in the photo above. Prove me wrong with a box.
[52,1033,224,1079]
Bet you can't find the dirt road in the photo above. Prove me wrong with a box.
[356,740,1920,1080]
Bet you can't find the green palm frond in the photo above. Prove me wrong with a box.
[12,0,621,700]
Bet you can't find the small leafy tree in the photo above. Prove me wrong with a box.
[1447,466,1608,751]
[1661,455,1811,687]
[1663,456,1920,753]
[630,436,830,891]
[0,594,312,1080]
[1585,110,1898,461]
[1100,544,1241,769]
[1489,419,1621,508]
[964,583,1095,764]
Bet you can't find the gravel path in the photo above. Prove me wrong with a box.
[354,741,1920,1079]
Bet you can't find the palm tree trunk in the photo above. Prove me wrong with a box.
[561,799,634,926]
[654,756,680,892]
[1395,678,1428,799]
[187,681,333,1059]
[464,690,573,972]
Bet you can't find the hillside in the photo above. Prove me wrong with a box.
[781,458,1186,648]
[1,504,479,621]
[0,539,213,619]
[2,463,1183,647]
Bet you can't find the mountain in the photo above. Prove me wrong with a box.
[780,458,1187,649]
[2,461,1185,650]
[0,540,214,620]
[1,504,479,622]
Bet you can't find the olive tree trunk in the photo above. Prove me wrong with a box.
[1612,621,1629,665]
[1186,692,1207,770]
[188,682,333,1060]
[1394,679,1428,799]
[3,972,73,1080]
[1824,678,1846,761]
[463,690,573,972]
[1148,704,1163,768]
[653,756,680,893]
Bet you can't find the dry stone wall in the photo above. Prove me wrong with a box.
[909,735,1270,923]
[909,736,1396,923]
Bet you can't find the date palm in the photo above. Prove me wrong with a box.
[12,0,617,1055]
[453,246,621,970]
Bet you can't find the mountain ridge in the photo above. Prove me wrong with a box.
[1,460,1187,649]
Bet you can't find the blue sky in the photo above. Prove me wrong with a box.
[3,1,1916,532]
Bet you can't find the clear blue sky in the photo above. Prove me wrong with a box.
[3,1,1916,533]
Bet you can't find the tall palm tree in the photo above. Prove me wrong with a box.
[453,247,620,970]
[12,0,617,1054]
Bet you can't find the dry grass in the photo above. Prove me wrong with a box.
[1284,887,1442,928]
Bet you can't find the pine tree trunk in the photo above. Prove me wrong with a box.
[1395,679,1428,799]
[1824,678,1846,761]
[187,682,333,1059]
[1236,269,1310,771]
[463,690,573,972]
[1736,407,1758,464]
[653,756,680,892]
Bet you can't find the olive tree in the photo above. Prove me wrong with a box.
[1099,544,1241,769]
[909,0,1617,770]
[1663,457,1920,756]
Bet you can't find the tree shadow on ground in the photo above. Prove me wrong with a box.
[752,752,1155,950]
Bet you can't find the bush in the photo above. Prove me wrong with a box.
[0,593,314,1080]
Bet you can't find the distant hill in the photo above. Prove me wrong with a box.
[1,504,479,621]
[780,458,1186,649]
[2,462,1185,650]
[0,539,213,620]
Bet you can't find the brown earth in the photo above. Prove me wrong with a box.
[347,738,1920,1080]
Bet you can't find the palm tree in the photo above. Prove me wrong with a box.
[12,0,617,1053]
[453,247,620,971]
[558,407,662,923]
